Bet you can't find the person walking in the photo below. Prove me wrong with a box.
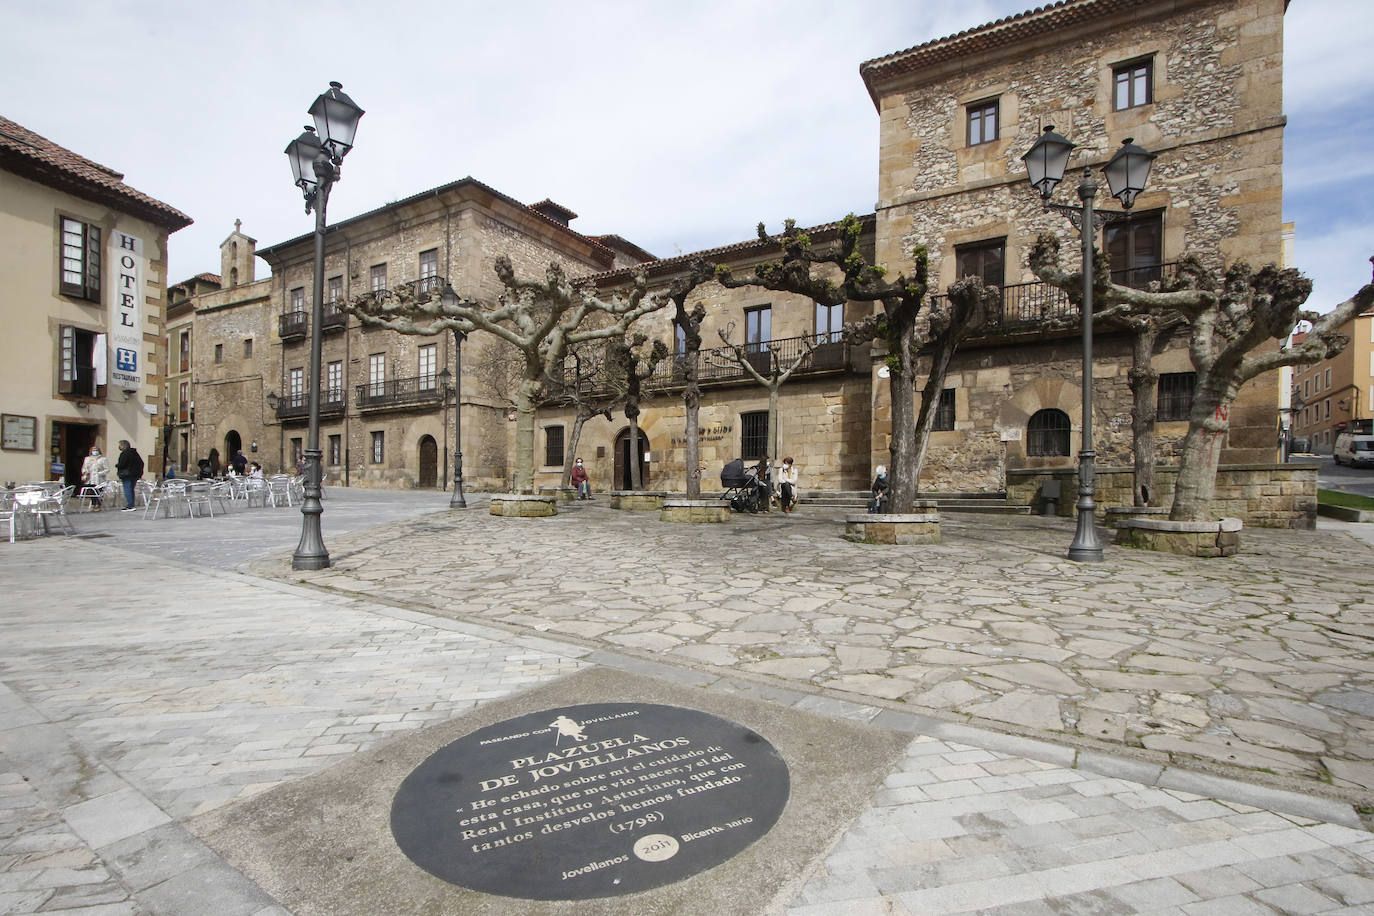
[570,457,592,500]
[777,456,799,513]
[115,440,144,511]
[81,446,109,511]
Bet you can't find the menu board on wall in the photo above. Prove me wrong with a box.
[1,414,37,451]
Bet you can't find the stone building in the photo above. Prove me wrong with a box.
[179,182,651,489]
[164,271,220,476]
[0,114,190,488]
[1290,304,1374,453]
[529,0,1292,499]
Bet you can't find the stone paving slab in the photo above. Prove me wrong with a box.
[270,502,1374,802]
[2,496,1372,914]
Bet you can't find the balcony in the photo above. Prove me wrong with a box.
[322,305,347,333]
[279,310,308,341]
[276,390,347,422]
[933,263,1179,337]
[355,374,445,412]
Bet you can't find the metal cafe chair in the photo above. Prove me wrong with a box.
[184,481,216,518]
[0,489,27,543]
[27,485,76,536]
[243,477,273,508]
[144,480,190,520]
[268,475,294,508]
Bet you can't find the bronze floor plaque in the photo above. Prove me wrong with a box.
[390,702,789,900]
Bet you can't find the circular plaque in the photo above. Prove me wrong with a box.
[390,702,789,900]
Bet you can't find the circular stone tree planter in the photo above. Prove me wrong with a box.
[488,494,557,518]
[659,498,731,524]
[843,504,941,544]
[1104,505,1171,529]
[538,485,577,503]
[609,490,667,511]
[1114,516,1242,557]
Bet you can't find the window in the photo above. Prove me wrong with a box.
[816,301,843,342]
[289,367,304,406]
[327,360,343,402]
[1325,368,1332,389]
[674,322,688,357]
[60,216,101,301]
[1157,372,1195,421]
[1305,378,1311,398]
[1113,58,1153,110]
[419,249,439,292]
[933,388,956,431]
[966,98,999,146]
[741,410,768,460]
[178,381,189,422]
[745,306,771,351]
[1325,399,1331,419]
[214,343,223,364]
[371,431,385,463]
[369,353,385,396]
[1027,409,1071,457]
[244,338,253,358]
[328,434,341,466]
[327,275,343,306]
[418,343,437,389]
[178,330,190,373]
[544,425,565,468]
[370,264,387,293]
[955,239,1005,289]
[58,325,98,396]
[291,438,303,466]
[290,286,305,313]
[1106,211,1163,288]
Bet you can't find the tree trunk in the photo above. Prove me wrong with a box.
[767,383,781,465]
[1127,327,1161,507]
[513,376,541,493]
[627,407,642,490]
[887,325,920,513]
[563,411,589,487]
[683,354,701,498]
[1170,385,1231,521]
[910,342,956,496]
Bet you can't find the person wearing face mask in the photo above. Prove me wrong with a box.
[570,457,592,500]
[81,446,109,511]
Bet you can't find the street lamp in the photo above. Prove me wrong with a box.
[439,283,468,508]
[284,81,364,570]
[1022,127,1155,562]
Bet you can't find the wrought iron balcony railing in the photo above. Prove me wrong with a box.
[322,304,347,332]
[355,374,446,411]
[279,310,308,341]
[276,390,347,421]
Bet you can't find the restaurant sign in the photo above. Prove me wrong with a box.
[108,231,144,390]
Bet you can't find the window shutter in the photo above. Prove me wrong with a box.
[59,325,76,393]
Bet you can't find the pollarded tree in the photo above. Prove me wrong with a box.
[712,215,996,512]
[606,333,669,491]
[708,320,821,467]
[664,261,715,499]
[1031,233,1374,521]
[342,257,665,493]
[543,342,617,488]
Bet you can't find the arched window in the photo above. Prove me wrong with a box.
[1027,409,1071,457]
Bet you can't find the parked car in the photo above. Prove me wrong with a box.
[1333,431,1374,467]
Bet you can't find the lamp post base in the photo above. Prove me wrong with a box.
[292,447,330,569]
[449,453,466,508]
[1067,449,1103,563]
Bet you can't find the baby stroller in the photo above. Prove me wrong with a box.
[720,458,761,513]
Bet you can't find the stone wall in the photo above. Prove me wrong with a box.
[1006,462,1318,528]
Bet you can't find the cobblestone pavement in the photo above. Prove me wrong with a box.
[281,501,1374,801]
[1,494,1372,914]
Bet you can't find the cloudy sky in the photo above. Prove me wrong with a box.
[3,0,1369,311]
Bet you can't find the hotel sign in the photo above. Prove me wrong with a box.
[108,231,144,390]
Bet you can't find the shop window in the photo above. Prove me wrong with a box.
[1027,408,1071,457]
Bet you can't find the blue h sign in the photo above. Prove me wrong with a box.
[115,348,137,372]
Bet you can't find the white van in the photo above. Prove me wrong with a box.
[1333,431,1374,467]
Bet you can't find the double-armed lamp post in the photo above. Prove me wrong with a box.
[1021,126,1155,562]
[284,82,364,570]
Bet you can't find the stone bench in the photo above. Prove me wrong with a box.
[1114,516,1242,557]
[538,485,577,503]
[659,498,731,524]
[1104,505,1170,529]
[488,494,557,518]
[609,490,667,511]
[843,504,941,544]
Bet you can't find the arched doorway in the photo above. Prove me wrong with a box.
[418,435,438,488]
[613,427,650,490]
[224,430,242,464]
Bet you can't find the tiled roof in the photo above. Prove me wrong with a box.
[256,176,616,265]
[0,115,192,230]
[586,213,877,286]
[860,0,1151,106]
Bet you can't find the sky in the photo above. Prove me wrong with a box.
[2,0,1370,312]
